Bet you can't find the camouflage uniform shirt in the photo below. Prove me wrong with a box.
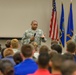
[21,28,46,46]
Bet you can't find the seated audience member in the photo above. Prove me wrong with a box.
[49,50,58,58]
[49,54,63,75]
[14,44,38,75]
[51,44,62,54]
[0,60,14,75]
[2,48,15,66]
[51,40,58,45]
[32,44,50,63]
[5,40,11,48]
[60,60,76,75]
[30,42,39,60]
[62,53,74,61]
[39,45,50,54]
[30,42,38,51]
[48,50,58,73]
[28,53,51,75]
[11,39,20,53]
[1,40,11,58]
[13,52,22,65]
[66,41,76,62]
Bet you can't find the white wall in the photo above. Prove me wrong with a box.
[0,0,51,37]
[0,0,76,50]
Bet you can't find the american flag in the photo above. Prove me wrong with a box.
[49,0,59,41]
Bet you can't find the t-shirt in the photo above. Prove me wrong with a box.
[28,69,52,75]
[14,58,38,75]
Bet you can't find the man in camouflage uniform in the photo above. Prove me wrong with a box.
[21,20,46,46]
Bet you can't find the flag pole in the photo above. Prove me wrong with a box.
[61,0,63,5]
[66,0,74,43]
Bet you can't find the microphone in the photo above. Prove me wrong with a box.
[34,33,36,37]
[29,33,36,44]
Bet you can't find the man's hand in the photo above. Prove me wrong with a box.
[30,36,35,41]
[41,35,45,39]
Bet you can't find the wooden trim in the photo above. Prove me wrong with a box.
[0,37,22,40]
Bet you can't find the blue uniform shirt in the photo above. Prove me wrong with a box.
[14,58,38,75]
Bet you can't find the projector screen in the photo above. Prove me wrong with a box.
[0,0,51,38]
[0,0,76,38]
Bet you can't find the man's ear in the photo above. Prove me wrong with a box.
[10,44,12,48]
[49,60,52,67]
[31,49,35,57]
[20,53,24,61]
[18,43,20,49]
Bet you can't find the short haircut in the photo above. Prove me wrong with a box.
[13,52,22,65]
[62,53,74,61]
[0,60,14,74]
[31,20,38,25]
[51,54,63,70]
[21,44,33,58]
[3,48,14,57]
[49,50,58,59]
[60,60,76,75]
[30,42,38,51]
[11,39,19,48]
[51,40,58,45]
[67,41,76,53]
[5,40,11,48]
[51,44,62,54]
[38,53,50,68]
[39,45,49,54]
